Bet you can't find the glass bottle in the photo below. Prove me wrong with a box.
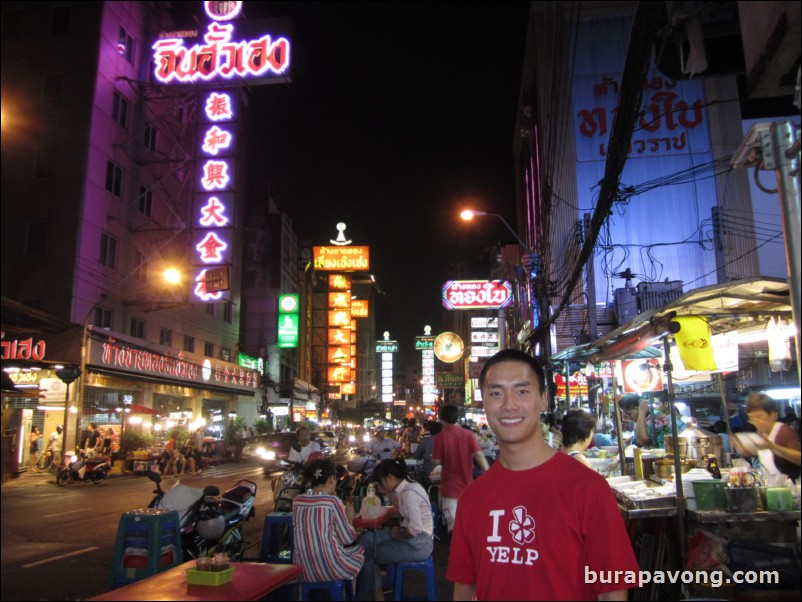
[706,454,721,480]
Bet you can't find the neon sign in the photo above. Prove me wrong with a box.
[152,22,290,84]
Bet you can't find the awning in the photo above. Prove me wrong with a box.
[567,277,792,365]
[129,404,160,415]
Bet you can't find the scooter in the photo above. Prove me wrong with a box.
[56,450,111,486]
[272,460,305,513]
[146,471,257,560]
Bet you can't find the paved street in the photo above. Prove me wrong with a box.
[1,461,454,601]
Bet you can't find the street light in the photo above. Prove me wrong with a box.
[460,209,533,255]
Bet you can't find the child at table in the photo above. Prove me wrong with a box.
[293,459,365,584]
[355,459,434,601]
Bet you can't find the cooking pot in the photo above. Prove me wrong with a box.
[665,424,724,466]
[654,457,694,479]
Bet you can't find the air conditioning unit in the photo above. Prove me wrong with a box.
[637,280,684,312]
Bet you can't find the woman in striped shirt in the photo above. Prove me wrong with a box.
[293,460,365,583]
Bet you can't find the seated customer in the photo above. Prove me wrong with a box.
[561,410,597,468]
[356,459,433,601]
[293,459,365,583]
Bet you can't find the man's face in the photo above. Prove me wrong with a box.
[298,429,311,445]
[376,430,385,441]
[483,360,547,447]
[747,410,776,434]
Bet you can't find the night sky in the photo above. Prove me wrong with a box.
[175,1,531,365]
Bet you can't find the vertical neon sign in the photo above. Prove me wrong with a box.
[194,91,235,301]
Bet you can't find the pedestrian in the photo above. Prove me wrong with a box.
[162,431,178,476]
[447,349,638,600]
[431,405,488,533]
[355,458,434,601]
[180,436,196,474]
[410,420,442,488]
[84,423,102,457]
[192,427,205,473]
[45,424,63,472]
[29,426,41,473]
[293,459,364,585]
[561,409,597,468]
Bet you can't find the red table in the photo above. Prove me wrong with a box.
[353,505,398,530]
[86,561,303,601]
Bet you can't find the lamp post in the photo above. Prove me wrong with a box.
[460,209,540,351]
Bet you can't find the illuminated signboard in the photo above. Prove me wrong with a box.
[341,383,356,395]
[329,274,351,290]
[441,280,513,310]
[277,313,299,348]
[351,299,369,318]
[376,340,399,353]
[328,292,351,309]
[313,246,370,271]
[328,346,351,364]
[279,294,299,313]
[328,365,352,382]
[238,352,264,374]
[433,332,464,363]
[328,310,351,327]
[328,328,350,345]
[415,336,435,350]
[152,21,290,85]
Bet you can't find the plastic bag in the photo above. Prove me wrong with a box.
[360,493,382,519]
[686,528,728,571]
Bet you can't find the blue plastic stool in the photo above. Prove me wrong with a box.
[109,509,182,590]
[386,555,437,601]
[260,512,294,564]
[301,579,354,601]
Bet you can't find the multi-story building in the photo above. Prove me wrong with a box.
[1,1,263,452]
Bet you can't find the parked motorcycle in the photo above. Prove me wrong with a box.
[272,460,305,513]
[146,471,257,560]
[56,450,111,486]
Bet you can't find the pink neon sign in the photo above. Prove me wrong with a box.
[152,22,290,84]
[206,93,234,120]
[201,159,230,190]
[199,197,229,227]
[202,126,232,154]
[195,269,223,301]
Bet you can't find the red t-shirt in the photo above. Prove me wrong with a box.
[432,425,481,498]
[447,452,639,600]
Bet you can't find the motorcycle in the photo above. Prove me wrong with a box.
[56,450,111,486]
[272,459,354,512]
[146,471,257,560]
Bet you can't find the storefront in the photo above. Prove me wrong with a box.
[79,327,262,447]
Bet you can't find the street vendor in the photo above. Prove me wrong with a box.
[735,393,800,481]
[619,392,685,449]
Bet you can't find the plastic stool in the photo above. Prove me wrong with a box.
[301,579,354,601]
[387,555,437,601]
[109,508,182,590]
[260,512,294,564]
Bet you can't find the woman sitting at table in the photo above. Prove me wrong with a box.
[293,459,365,584]
[356,458,434,601]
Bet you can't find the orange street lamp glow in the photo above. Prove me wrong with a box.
[163,267,182,285]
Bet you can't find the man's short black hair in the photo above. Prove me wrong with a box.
[439,404,459,425]
[478,349,546,393]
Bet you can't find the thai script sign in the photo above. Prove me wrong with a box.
[1,332,47,361]
[376,340,399,353]
[87,334,259,393]
[436,372,464,388]
[313,246,370,271]
[442,280,513,310]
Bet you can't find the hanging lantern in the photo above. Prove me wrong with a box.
[767,316,791,372]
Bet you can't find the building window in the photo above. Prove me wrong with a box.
[223,302,233,324]
[35,147,56,178]
[99,232,118,268]
[130,318,145,339]
[112,91,129,129]
[138,185,153,217]
[221,347,231,361]
[144,121,157,151]
[184,335,195,353]
[204,342,214,357]
[105,160,123,197]
[133,251,147,283]
[42,74,63,104]
[206,303,215,317]
[160,328,172,347]
[25,222,47,257]
[118,26,135,65]
[50,6,70,34]
[93,306,113,329]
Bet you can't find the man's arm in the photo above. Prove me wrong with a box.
[598,589,629,601]
[453,583,476,601]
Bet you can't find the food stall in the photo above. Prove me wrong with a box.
[557,277,799,599]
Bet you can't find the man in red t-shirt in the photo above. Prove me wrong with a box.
[432,404,488,532]
[447,350,638,601]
